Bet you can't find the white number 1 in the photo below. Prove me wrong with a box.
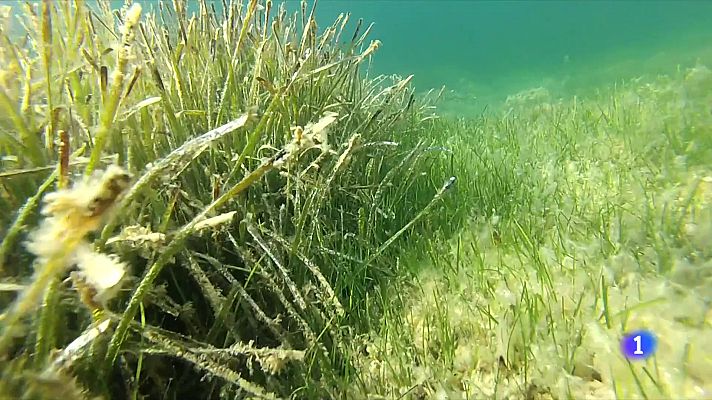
[633,335,644,355]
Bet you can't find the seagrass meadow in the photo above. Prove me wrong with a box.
[1,1,711,399]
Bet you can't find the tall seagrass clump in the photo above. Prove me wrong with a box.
[0,0,461,398]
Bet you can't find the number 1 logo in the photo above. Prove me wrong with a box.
[621,330,657,360]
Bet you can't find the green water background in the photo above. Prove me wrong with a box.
[302,0,712,113]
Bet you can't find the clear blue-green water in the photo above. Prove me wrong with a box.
[303,1,712,111]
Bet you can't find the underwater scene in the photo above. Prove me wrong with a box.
[0,0,711,399]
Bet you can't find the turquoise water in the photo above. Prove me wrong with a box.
[304,1,712,109]
[311,2,712,79]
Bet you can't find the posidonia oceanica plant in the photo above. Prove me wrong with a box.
[0,0,463,398]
